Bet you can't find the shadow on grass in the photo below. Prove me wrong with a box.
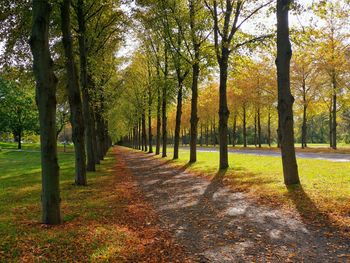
[286,185,332,226]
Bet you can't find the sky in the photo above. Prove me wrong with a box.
[116,0,316,61]
[0,0,320,65]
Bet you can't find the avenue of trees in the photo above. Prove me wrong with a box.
[115,1,349,184]
[0,0,125,224]
[0,0,349,225]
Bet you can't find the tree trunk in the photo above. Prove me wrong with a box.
[254,111,257,147]
[190,62,199,162]
[257,107,261,148]
[162,46,168,158]
[332,74,337,150]
[206,123,209,146]
[276,0,300,185]
[148,83,153,153]
[138,118,141,150]
[142,109,147,152]
[17,130,22,150]
[301,104,307,149]
[243,105,247,147]
[30,0,61,224]
[200,122,203,147]
[77,0,95,172]
[156,84,161,155]
[218,49,230,169]
[232,113,237,147]
[268,109,271,147]
[60,0,87,185]
[173,82,183,159]
[329,105,333,148]
[89,104,99,165]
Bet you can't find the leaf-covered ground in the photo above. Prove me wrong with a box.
[122,147,350,262]
[0,147,190,262]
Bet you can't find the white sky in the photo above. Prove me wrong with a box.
[117,0,316,60]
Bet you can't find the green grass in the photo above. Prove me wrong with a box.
[0,142,74,152]
[0,144,140,262]
[156,148,350,229]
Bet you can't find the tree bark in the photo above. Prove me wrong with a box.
[254,111,257,147]
[142,108,147,152]
[218,48,230,169]
[268,109,271,147]
[243,105,247,147]
[173,82,183,159]
[257,107,261,148]
[190,62,199,162]
[30,0,61,224]
[17,130,22,150]
[60,0,87,185]
[77,0,95,172]
[232,113,237,147]
[332,73,337,149]
[161,46,168,158]
[329,105,333,148]
[148,85,153,153]
[276,0,300,185]
[301,78,307,149]
[156,85,161,155]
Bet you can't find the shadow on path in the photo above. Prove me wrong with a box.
[119,147,350,262]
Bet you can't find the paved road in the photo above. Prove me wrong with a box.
[180,146,350,162]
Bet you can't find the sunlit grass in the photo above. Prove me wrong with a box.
[152,147,350,229]
[0,145,140,261]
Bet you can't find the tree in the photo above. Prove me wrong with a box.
[30,0,61,224]
[60,0,87,185]
[204,0,273,169]
[312,0,349,149]
[276,0,300,185]
[0,78,38,149]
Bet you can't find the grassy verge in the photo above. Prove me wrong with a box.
[0,145,171,262]
[0,142,74,153]
[154,148,350,232]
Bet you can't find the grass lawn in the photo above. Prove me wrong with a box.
[155,148,350,232]
[0,145,150,262]
[0,142,74,152]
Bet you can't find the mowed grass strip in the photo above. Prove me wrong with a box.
[151,148,350,231]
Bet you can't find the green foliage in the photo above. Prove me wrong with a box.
[0,77,38,139]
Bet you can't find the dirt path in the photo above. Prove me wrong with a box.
[116,146,350,262]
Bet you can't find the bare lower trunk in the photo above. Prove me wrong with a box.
[268,110,271,147]
[162,47,168,158]
[254,111,257,147]
[276,0,300,185]
[30,0,61,224]
[156,85,161,155]
[232,114,237,147]
[218,49,230,169]
[77,0,95,172]
[257,107,261,148]
[329,106,333,148]
[90,104,99,165]
[148,84,153,153]
[190,62,199,162]
[332,76,337,149]
[243,106,247,147]
[301,104,307,149]
[142,109,147,152]
[173,83,183,159]
[60,0,86,185]
[17,131,22,150]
